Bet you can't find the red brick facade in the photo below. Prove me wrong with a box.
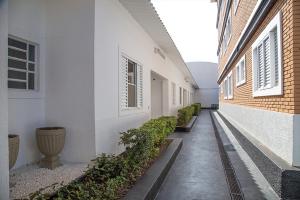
[218,0,300,114]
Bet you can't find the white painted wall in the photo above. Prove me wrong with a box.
[0,0,9,198]
[44,0,96,163]
[187,62,219,107]
[94,0,194,155]
[8,0,47,168]
[219,103,300,166]
[151,79,163,118]
[195,88,219,108]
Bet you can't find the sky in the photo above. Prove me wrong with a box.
[151,0,218,63]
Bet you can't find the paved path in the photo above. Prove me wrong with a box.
[155,110,231,200]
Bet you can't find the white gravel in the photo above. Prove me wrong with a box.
[9,163,88,199]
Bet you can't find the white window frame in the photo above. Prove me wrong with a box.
[172,82,176,105]
[179,87,182,105]
[252,12,282,97]
[224,71,233,99]
[233,0,240,15]
[8,35,39,91]
[220,82,223,94]
[236,55,246,87]
[119,52,143,116]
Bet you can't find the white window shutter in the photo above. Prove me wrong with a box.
[137,64,143,108]
[264,37,271,87]
[120,56,128,110]
[270,28,279,87]
[258,44,264,89]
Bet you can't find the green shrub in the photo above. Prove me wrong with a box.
[30,116,176,200]
[192,103,201,116]
[158,116,177,135]
[177,106,195,126]
[140,119,167,147]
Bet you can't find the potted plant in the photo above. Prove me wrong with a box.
[8,134,19,170]
[36,127,66,170]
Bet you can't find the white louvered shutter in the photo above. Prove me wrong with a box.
[237,65,240,83]
[120,56,128,110]
[137,64,143,108]
[258,44,264,89]
[274,29,279,86]
[241,60,245,81]
[264,37,271,87]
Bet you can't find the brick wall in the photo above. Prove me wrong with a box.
[218,0,300,114]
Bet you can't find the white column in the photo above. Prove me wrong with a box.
[0,0,9,199]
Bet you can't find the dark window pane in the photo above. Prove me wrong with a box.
[128,84,137,107]
[28,63,35,71]
[8,59,26,70]
[128,60,136,84]
[8,81,26,89]
[28,73,35,90]
[29,45,35,62]
[8,48,26,60]
[8,38,27,50]
[8,70,27,80]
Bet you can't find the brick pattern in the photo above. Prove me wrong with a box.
[218,0,300,114]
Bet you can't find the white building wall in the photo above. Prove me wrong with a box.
[187,62,219,108]
[8,0,47,168]
[0,0,9,198]
[94,0,194,155]
[44,0,96,163]
[219,103,300,166]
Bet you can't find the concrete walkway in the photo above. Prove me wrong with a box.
[155,110,231,200]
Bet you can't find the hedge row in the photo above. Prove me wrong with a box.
[177,103,201,126]
[177,106,195,127]
[191,103,201,116]
[31,116,177,200]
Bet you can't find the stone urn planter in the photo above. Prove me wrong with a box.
[36,127,65,170]
[9,134,19,170]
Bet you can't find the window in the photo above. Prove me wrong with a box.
[252,12,282,97]
[222,9,232,53]
[8,36,38,90]
[179,87,182,105]
[224,9,232,47]
[233,0,240,14]
[224,71,233,99]
[120,54,143,111]
[236,56,246,86]
[172,82,176,105]
[220,82,223,94]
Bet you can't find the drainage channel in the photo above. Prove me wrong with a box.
[209,111,245,200]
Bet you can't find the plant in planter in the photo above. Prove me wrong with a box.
[9,134,19,170]
[36,127,65,170]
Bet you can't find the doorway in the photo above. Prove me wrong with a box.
[151,71,168,118]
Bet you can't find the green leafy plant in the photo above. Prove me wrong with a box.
[177,106,195,126]
[158,116,177,135]
[191,103,201,116]
[30,116,176,200]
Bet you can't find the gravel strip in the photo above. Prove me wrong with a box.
[10,163,88,199]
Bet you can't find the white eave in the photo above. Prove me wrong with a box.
[119,0,199,89]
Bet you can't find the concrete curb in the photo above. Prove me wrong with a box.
[123,138,183,200]
[175,116,198,132]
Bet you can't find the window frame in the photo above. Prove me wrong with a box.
[236,55,246,87]
[8,35,39,91]
[233,0,240,15]
[172,82,176,106]
[251,12,282,97]
[119,52,143,116]
[179,87,182,105]
[224,71,233,99]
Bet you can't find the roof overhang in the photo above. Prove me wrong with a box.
[119,0,199,89]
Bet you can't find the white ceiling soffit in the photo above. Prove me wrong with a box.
[119,0,199,89]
